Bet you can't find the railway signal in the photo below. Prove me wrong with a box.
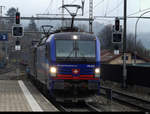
[15,40,21,51]
[115,17,120,31]
[16,12,20,24]
[112,17,122,44]
[12,26,24,37]
[114,44,120,55]
[81,0,85,16]
[12,11,24,37]
[112,32,122,43]
[16,40,20,45]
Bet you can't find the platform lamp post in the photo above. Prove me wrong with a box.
[134,10,150,64]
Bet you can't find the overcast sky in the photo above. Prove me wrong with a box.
[1,0,150,16]
[1,0,150,33]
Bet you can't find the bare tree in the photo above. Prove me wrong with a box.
[77,23,88,32]
[126,33,135,52]
[5,7,17,28]
[126,33,150,57]
[21,18,40,63]
[98,24,150,57]
[98,24,113,49]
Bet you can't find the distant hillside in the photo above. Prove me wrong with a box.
[23,20,104,36]
[93,21,105,36]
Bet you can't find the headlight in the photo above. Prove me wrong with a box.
[73,35,78,40]
[50,67,57,77]
[95,68,100,74]
[50,67,57,73]
[95,68,100,78]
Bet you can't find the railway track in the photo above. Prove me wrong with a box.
[0,68,16,75]
[29,75,101,112]
[101,86,150,111]
[57,101,101,112]
[41,88,101,112]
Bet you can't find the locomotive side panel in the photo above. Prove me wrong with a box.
[28,47,37,77]
[36,45,48,85]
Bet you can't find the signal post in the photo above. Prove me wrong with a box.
[112,17,122,56]
[122,0,127,89]
[12,11,24,79]
[112,17,122,44]
[112,16,127,89]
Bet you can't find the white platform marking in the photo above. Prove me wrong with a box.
[18,80,43,112]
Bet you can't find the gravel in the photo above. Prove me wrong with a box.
[90,79,150,112]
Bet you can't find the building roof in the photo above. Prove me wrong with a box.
[101,49,150,63]
[101,50,122,63]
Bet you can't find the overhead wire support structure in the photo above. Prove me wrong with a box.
[89,0,93,33]
[0,16,91,21]
[36,13,83,17]
[0,29,43,34]
[0,6,5,16]
[94,16,150,20]
[134,10,150,64]
[61,4,82,29]
[60,0,84,30]
[122,0,127,89]
[128,7,150,17]
[62,0,64,28]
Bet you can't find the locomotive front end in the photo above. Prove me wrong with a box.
[48,32,101,101]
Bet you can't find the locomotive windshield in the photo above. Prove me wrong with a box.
[55,39,96,60]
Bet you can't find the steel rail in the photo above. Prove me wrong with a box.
[101,86,150,111]
[29,75,101,112]
[57,102,100,112]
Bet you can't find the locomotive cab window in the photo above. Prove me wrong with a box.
[56,40,75,58]
[55,39,96,61]
[76,40,96,58]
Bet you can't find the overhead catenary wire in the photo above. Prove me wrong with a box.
[104,0,109,16]
[128,7,150,16]
[44,0,53,14]
[93,0,104,10]
[139,0,141,12]
[37,0,150,26]
[84,0,105,17]
[106,0,123,15]
[71,0,77,4]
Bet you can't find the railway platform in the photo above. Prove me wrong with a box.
[0,80,59,112]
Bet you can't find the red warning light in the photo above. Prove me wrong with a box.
[16,12,20,24]
[16,16,19,19]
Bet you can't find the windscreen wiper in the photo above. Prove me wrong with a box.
[77,51,88,61]
[65,48,76,60]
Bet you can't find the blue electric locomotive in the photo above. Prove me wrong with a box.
[29,31,101,102]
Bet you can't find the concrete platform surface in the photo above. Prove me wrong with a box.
[0,80,59,112]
